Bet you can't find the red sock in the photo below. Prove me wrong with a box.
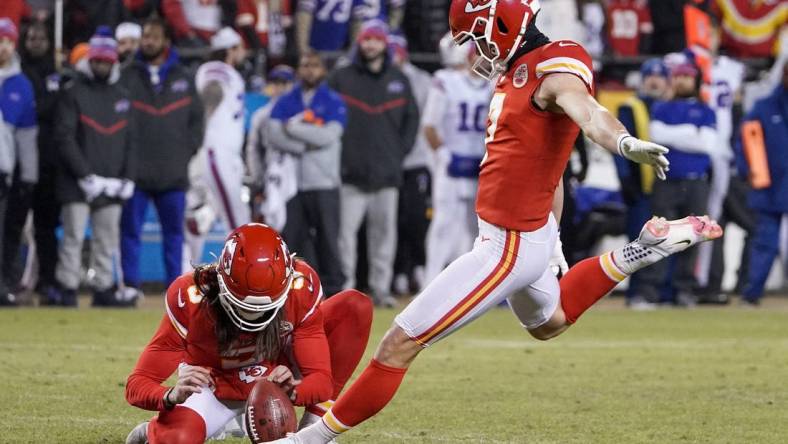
[306,290,374,418]
[560,253,625,324]
[322,359,407,433]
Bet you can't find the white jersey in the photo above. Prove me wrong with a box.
[196,61,246,156]
[422,69,493,158]
[709,56,745,159]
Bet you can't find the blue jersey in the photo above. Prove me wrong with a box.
[363,0,405,22]
[299,0,370,51]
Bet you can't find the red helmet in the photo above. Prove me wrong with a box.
[216,223,295,332]
[448,0,541,79]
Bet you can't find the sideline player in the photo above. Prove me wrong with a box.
[422,32,493,285]
[276,1,723,442]
[185,28,251,266]
[125,223,373,443]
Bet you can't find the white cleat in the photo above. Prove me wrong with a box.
[639,215,723,256]
[125,421,149,444]
[615,215,723,275]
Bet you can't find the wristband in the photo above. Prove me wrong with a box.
[163,387,175,410]
[616,134,633,157]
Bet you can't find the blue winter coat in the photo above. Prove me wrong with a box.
[736,85,788,213]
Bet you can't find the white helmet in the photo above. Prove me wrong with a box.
[439,31,472,68]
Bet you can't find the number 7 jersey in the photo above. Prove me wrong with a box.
[476,40,595,232]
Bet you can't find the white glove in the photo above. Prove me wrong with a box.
[549,235,569,277]
[186,203,216,235]
[102,177,124,197]
[78,174,104,202]
[617,134,670,180]
[119,179,135,200]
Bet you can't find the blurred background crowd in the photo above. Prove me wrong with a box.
[0,0,785,309]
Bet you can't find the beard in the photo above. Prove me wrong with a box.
[92,71,111,83]
[360,49,384,64]
[141,46,164,62]
[673,89,696,99]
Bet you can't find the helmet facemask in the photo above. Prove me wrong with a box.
[454,15,502,80]
[452,0,538,80]
[216,261,294,332]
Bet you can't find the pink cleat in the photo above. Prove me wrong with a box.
[613,216,723,275]
[640,215,723,257]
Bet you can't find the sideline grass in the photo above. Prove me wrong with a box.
[1,298,787,443]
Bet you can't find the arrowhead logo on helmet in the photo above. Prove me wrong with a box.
[449,0,541,80]
[465,0,493,13]
[221,237,238,276]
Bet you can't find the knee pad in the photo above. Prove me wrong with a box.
[334,290,374,324]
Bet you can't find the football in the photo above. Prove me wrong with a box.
[244,379,298,443]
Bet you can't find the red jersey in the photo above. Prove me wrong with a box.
[476,41,594,232]
[236,0,293,46]
[605,0,653,56]
[126,260,332,411]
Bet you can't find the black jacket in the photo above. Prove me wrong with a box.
[21,53,58,172]
[54,66,136,206]
[121,49,203,192]
[328,54,419,190]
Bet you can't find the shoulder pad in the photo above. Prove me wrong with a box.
[535,41,594,90]
[289,260,324,324]
[164,273,203,338]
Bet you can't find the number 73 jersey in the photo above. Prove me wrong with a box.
[476,40,595,233]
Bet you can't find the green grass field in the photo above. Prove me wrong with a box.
[2,297,788,444]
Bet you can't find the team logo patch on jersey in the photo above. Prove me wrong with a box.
[387,80,405,94]
[513,64,529,89]
[238,365,267,384]
[115,99,130,113]
[171,79,189,93]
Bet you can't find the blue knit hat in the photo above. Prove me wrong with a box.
[0,17,18,42]
[640,58,669,79]
[88,26,118,63]
[268,65,295,83]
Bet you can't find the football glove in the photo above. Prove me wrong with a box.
[119,179,135,200]
[617,134,670,180]
[78,174,104,202]
[549,235,569,278]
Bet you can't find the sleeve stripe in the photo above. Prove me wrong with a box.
[165,295,188,338]
[300,284,324,323]
[536,57,593,87]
